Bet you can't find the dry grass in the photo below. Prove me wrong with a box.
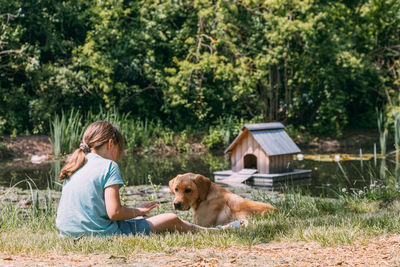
[1,234,400,266]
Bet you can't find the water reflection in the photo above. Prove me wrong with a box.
[0,153,396,197]
[117,153,231,186]
[0,153,232,191]
[0,160,54,189]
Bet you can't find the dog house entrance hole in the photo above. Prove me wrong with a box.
[244,154,257,169]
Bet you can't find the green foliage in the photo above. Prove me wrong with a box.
[202,116,244,149]
[1,0,399,136]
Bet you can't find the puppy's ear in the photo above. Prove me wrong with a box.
[193,174,211,201]
[169,177,176,194]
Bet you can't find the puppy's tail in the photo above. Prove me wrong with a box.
[245,199,278,213]
[264,203,278,213]
[260,202,278,213]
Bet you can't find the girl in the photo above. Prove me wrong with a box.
[56,121,241,237]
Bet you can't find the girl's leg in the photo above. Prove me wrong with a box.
[146,213,217,233]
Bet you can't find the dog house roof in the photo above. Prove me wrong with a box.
[224,122,301,156]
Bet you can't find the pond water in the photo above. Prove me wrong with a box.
[0,151,396,197]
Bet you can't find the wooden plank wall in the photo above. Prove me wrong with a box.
[270,154,294,173]
[259,150,269,174]
[231,131,269,173]
[230,130,296,174]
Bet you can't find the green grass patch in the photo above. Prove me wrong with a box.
[1,188,400,255]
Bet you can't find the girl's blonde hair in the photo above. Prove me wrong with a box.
[59,121,124,181]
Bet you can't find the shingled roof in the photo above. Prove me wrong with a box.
[224,122,301,156]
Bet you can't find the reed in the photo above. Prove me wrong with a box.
[377,110,388,157]
[330,110,400,201]
[64,109,82,153]
[334,157,400,202]
[49,113,64,157]
[393,112,400,162]
[49,109,82,157]
[49,108,182,155]
[85,108,185,152]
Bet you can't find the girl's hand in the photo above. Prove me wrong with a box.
[135,202,159,216]
[105,185,158,220]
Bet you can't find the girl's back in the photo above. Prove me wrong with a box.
[56,153,123,237]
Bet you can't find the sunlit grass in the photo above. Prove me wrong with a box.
[1,186,400,255]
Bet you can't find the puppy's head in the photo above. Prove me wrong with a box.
[169,172,211,211]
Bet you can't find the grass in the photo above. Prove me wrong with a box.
[1,183,400,256]
[49,108,201,156]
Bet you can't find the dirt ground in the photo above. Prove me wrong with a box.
[1,136,52,159]
[0,135,205,158]
[1,234,400,266]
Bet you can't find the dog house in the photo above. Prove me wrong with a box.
[225,122,300,174]
[214,122,311,186]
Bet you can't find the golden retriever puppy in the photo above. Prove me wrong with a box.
[169,172,277,227]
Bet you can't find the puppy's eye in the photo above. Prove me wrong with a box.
[184,188,192,193]
[175,188,178,192]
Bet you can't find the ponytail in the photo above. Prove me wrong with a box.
[59,148,87,181]
[58,120,124,181]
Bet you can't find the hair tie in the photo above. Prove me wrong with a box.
[79,143,91,153]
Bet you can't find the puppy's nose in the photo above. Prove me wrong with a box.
[174,202,182,210]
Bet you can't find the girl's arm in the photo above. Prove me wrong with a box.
[104,184,158,221]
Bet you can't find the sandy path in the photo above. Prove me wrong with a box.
[1,235,400,266]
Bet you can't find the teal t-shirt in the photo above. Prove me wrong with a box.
[56,153,124,237]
